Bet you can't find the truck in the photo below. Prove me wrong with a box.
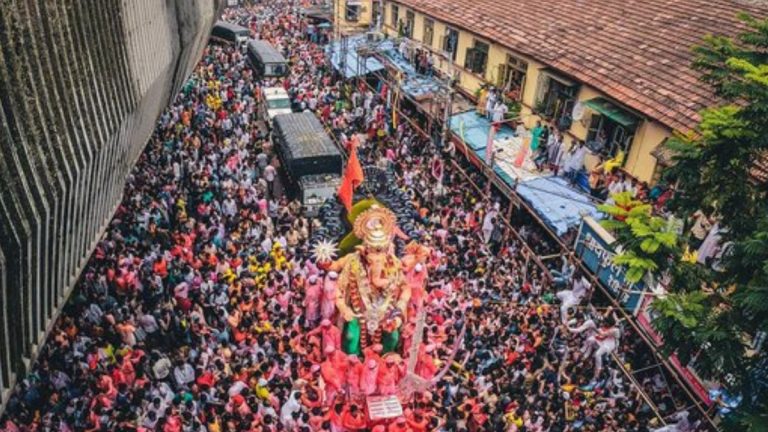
[271,112,343,215]
[246,39,288,78]
[261,87,293,126]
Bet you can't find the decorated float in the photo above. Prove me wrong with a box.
[307,162,464,422]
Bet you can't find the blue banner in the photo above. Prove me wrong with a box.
[574,218,645,313]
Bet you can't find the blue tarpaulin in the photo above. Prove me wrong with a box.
[328,37,447,99]
[379,46,447,100]
[448,110,601,236]
[380,46,416,75]
[449,110,516,151]
[400,76,443,99]
[326,35,386,78]
[516,177,602,236]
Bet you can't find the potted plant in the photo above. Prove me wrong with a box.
[506,100,521,119]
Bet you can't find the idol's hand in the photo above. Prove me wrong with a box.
[342,308,359,322]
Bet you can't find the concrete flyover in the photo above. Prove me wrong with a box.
[0,0,221,408]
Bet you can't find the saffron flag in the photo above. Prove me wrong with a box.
[431,157,444,183]
[514,135,530,168]
[392,90,399,130]
[338,137,364,212]
[485,123,498,165]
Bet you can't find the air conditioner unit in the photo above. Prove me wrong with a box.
[366,31,383,42]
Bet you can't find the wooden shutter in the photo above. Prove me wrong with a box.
[518,73,527,101]
[464,48,475,70]
[535,73,549,104]
[587,113,602,144]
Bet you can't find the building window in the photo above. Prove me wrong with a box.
[345,3,360,22]
[423,19,434,47]
[390,4,399,27]
[404,10,415,37]
[464,40,489,76]
[535,72,578,130]
[498,54,527,100]
[586,116,635,158]
[441,27,459,61]
[583,98,639,159]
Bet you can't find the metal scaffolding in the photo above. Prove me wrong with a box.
[353,36,457,147]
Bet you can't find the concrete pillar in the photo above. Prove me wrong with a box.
[0,0,221,412]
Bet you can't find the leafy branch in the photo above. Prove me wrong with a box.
[597,191,679,283]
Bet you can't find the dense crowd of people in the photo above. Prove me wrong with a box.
[0,2,709,431]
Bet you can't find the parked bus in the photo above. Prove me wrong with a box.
[210,21,250,48]
[246,40,288,78]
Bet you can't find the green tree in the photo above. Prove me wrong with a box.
[653,13,768,427]
[597,192,679,283]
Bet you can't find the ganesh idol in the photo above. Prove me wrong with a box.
[328,206,412,356]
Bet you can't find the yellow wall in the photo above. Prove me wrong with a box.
[379,1,671,183]
[486,44,509,85]
[411,11,425,42]
[519,61,545,127]
[385,2,401,29]
[625,120,667,183]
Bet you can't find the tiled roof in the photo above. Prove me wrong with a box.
[751,152,768,184]
[390,0,768,131]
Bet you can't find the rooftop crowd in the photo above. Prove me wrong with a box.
[0,1,707,431]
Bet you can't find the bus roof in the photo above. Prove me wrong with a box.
[246,39,286,64]
[213,20,250,36]
[273,112,342,177]
[273,112,339,160]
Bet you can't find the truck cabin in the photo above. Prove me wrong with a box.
[246,40,288,78]
[262,87,293,125]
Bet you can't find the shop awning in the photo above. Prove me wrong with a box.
[583,97,638,128]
